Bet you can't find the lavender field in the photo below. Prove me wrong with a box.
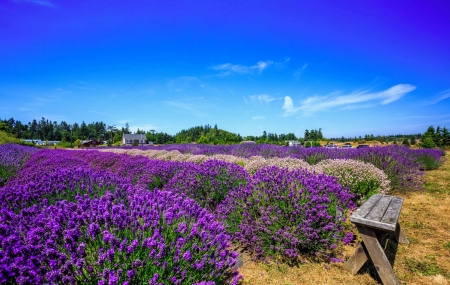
[0,144,444,284]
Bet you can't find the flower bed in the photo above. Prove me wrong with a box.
[0,144,39,186]
[0,150,240,284]
[102,144,442,192]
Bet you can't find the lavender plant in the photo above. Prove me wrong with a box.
[0,144,39,186]
[164,159,249,212]
[216,166,356,261]
[315,159,390,204]
[0,190,241,284]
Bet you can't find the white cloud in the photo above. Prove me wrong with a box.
[18,107,33,112]
[250,94,275,104]
[283,84,416,116]
[422,89,450,105]
[282,96,295,115]
[212,60,274,75]
[252,116,265,121]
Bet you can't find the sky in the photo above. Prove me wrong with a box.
[1,0,450,138]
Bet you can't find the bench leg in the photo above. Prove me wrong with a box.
[394,222,409,245]
[357,225,401,285]
[343,231,389,274]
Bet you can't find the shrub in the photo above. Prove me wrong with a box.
[315,159,390,204]
[216,166,356,261]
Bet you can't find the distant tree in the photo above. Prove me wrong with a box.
[402,138,410,147]
[125,123,131,134]
[410,136,416,145]
[74,139,82,148]
[421,137,436,148]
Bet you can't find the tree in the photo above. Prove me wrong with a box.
[422,137,436,148]
[410,136,416,145]
[402,138,410,147]
[107,125,117,142]
[124,123,131,134]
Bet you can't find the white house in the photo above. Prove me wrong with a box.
[287,140,301,147]
[122,134,153,146]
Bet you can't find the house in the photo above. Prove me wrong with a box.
[287,140,301,147]
[81,140,102,148]
[122,134,153,146]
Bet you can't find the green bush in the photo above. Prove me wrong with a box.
[0,131,20,145]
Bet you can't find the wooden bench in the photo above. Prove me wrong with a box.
[343,194,409,285]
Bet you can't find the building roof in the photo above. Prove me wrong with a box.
[123,134,147,140]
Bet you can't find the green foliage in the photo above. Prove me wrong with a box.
[173,124,243,144]
[421,137,436,148]
[304,128,323,141]
[416,154,442,170]
[74,139,82,147]
[0,131,21,145]
[56,141,72,148]
[402,138,410,146]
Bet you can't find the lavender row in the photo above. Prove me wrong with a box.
[106,144,443,191]
[0,150,241,284]
[68,150,356,259]
[100,148,391,200]
[0,144,40,186]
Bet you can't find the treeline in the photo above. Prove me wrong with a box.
[172,124,242,144]
[421,126,450,148]
[2,116,449,148]
[0,117,107,141]
[329,133,422,143]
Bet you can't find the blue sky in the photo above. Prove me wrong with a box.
[1,0,450,138]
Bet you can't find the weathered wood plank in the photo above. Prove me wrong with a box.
[351,194,382,219]
[394,223,409,245]
[343,231,390,274]
[343,243,368,274]
[380,197,403,226]
[365,195,393,221]
[351,195,399,231]
[357,225,401,285]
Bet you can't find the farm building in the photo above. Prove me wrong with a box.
[122,134,154,146]
[81,140,102,148]
[287,140,301,147]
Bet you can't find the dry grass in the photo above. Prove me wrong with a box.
[237,152,450,285]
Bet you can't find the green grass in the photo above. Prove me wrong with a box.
[404,255,450,278]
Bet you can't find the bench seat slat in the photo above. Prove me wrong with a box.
[365,196,393,221]
[350,194,403,232]
[351,194,382,219]
[380,197,403,226]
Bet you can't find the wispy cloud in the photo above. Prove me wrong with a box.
[283,84,416,116]
[164,101,207,117]
[252,116,265,121]
[294,64,308,79]
[421,89,450,105]
[250,94,275,104]
[18,107,33,112]
[34,97,53,102]
[212,60,274,76]
[12,0,54,7]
